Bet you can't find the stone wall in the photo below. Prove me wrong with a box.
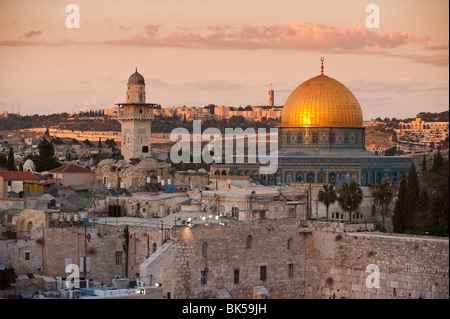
[141,218,308,299]
[0,226,44,275]
[42,224,164,283]
[305,221,449,299]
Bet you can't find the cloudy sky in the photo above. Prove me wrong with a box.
[0,0,448,120]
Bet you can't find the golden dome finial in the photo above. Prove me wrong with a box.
[320,57,324,75]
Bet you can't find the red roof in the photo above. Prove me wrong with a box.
[49,163,92,174]
[0,171,40,180]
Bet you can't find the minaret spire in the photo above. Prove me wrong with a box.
[320,57,324,75]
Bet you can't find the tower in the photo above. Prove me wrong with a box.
[268,83,274,107]
[116,68,157,162]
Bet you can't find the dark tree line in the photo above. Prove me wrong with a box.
[393,153,449,236]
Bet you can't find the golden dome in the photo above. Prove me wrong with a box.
[281,68,363,128]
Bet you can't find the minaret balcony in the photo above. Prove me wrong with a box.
[118,111,154,121]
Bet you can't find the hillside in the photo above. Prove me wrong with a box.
[0,110,446,153]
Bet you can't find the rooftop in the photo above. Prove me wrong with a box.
[0,171,40,180]
[49,163,92,174]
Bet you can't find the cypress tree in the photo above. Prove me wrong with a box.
[405,163,420,231]
[422,154,427,173]
[7,147,15,171]
[35,138,59,171]
[393,174,407,233]
[431,150,444,173]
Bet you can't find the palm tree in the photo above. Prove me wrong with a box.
[337,181,363,221]
[372,181,393,231]
[318,184,337,220]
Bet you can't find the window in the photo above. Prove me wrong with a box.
[246,235,252,249]
[287,238,293,250]
[232,207,239,218]
[25,251,30,261]
[260,266,267,282]
[152,243,157,254]
[288,263,294,278]
[201,270,207,285]
[116,251,123,265]
[234,269,240,284]
[202,242,208,257]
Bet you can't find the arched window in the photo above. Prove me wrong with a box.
[246,235,252,249]
[287,238,293,250]
[27,221,33,233]
[318,173,325,184]
[202,242,208,257]
[152,243,157,254]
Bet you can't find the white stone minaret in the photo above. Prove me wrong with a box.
[116,68,155,162]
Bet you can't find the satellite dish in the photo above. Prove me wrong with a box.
[0,264,5,271]
[68,223,74,230]
[226,179,231,185]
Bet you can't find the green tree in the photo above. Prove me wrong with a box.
[83,139,93,147]
[337,181,363,221]
[34,138,60,171]
[429,161,449,236]
[318,184,337,220]
[412,188,431,234]
[7,147,15,171]
[372,181,393,232]
[405,163,420,232]
[393,174,407,233]
[0,153,7,169]
[105,139,116,148]
[422,154,427,173]
[51,137,64,145]
[431,150,444,173]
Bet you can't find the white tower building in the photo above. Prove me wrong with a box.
[116,68,157,162]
